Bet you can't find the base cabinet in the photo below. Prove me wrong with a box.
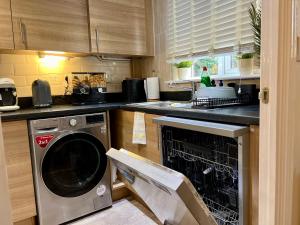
[2,121,36,223]
[14,217,36,225]
[110,110,161,163]
[249,125,259,225]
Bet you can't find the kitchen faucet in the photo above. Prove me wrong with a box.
[168,80,198,101]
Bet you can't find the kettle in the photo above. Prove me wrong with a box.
[32,80,52,108]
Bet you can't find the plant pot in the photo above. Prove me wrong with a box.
[178,68,192,80]
[237,58,254,76]
[172,66,179,80]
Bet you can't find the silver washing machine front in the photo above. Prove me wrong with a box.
[29,112,112,225]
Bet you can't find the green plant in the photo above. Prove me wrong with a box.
[249,3,261,58]
[237,53,254,60]
[175,61,193,68]
[193,57,218,76]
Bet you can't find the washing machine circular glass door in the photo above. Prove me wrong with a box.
[41,133,107,198]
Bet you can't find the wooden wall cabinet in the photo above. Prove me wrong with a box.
[0,0,14,49]
[2,121,36,223]
[10,0,90,53]
[88,0,154,56]
[110,110,160,163]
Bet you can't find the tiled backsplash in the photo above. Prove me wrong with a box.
[0,54,132,97]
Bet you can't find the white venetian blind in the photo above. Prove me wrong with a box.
[167,0,255,58]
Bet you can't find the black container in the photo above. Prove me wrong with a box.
[234,84,259,104]
[122,79,146,103]
[72,88,107,105]
[71,72,107,105]
[32,80,53,108]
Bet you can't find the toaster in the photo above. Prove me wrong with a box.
[32,80,52,108]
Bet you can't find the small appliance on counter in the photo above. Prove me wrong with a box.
[144,77,160,101]
[71,72,107,105]
[0,78,20,111]
[32,80,52,108]
[122,78,146,103]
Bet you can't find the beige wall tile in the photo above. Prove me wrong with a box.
[25,75,39,86]
[14,64,38,76]
[63,63,81,73]
[12,76,27,87]
[80,64,104,73]
[0,55,26,64]
[25,55,39,63]
[17,87,32,97]
[38,63,64,75]
[0,54,132,97]
[0,64,14,75]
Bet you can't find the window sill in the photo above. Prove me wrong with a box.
[165,74,260,84]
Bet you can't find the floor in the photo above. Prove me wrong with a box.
[68,199,159,225]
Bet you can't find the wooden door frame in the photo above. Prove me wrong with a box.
[259,0,299,224]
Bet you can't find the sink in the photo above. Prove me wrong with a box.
[127,101,192,109]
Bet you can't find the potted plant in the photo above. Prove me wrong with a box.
[175,61,193,80]
[237,53,254,76]
[249,3,261,59]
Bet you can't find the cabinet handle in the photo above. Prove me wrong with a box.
[95,27,100,53]
[19,19,26,48]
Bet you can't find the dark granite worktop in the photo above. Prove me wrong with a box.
[0,103,123,122]
[123,103,259,125]
[0,102,259,125]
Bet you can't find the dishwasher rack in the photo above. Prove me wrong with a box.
[154,116,249,225]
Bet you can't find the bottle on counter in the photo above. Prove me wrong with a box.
[200,66,211,87]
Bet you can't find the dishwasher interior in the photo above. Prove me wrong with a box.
[155,117,249,225]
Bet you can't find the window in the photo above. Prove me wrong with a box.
[167,0,255,58]
[193,55,239,77]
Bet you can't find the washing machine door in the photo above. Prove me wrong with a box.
[41,132,107,198]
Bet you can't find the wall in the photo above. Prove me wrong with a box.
[0,54,132,97]
[132,0,260,93]
[132,0,173,91]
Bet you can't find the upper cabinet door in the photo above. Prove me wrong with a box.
[11,0,90,53]
[0,0,14,49]
[89,0,152,56]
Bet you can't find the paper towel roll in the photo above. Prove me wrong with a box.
[144,77,160,100]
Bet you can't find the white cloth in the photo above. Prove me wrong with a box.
[132,112,147,145]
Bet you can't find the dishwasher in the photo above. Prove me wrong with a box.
[154,117,249,225]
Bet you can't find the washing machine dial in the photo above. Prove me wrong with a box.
[69,119,77,127]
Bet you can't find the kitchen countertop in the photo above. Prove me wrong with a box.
[0,102,259,125]
[123,103,259,125]
[0,103,123,122]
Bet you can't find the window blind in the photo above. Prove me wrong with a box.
[167,0,255,58]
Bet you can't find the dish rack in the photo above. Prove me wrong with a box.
[192,93,252,109]
[203,197,239,225]
[162,126,240,225]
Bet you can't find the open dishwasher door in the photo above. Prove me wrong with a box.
[107,148,217,225]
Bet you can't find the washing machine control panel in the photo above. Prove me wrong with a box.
[69,119,77,127]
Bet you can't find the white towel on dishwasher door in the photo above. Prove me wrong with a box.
[132,112,146,145]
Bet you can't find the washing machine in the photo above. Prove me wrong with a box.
[29,112,112,225]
